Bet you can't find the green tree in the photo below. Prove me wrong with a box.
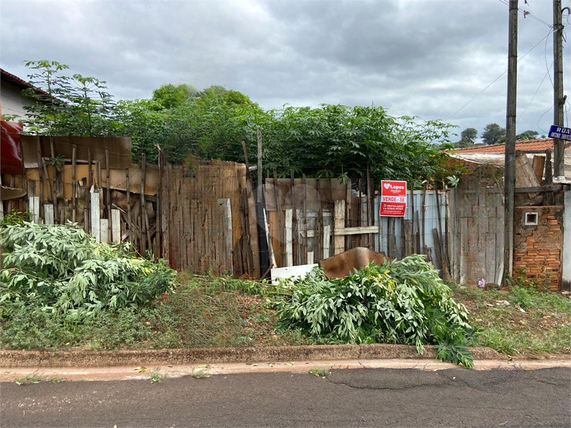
[516,130,539,141]
[22,60,120,137]
[461,127,477,144]
[481,123,506,145]
[151,83,198,109]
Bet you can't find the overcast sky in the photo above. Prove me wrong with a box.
[1,0,570,141]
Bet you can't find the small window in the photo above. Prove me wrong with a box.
[524,212,538,226]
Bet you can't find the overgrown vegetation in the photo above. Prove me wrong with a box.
[0,222,175,349]
[275,255,477,367]
[10,60,461,186]
[1,222,567,360]
[452,284,571,357]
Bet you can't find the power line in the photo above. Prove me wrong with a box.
[446,29,553,120]
[498,0,552,28]
[518,65,552,124]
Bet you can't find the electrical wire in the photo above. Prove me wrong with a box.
[536,104,553,134]
[498,0,553,28]
[518,65,551,124]
[446,29,553,120]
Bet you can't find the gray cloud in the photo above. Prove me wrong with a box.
[1,0,569,140]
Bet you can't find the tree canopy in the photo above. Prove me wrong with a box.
[14,61,462,186]
[516,130,539,141]
[481,123,506,145]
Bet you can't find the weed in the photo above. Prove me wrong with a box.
[452,284,571,357]
[149,368,167,383]
[191,368,212,379]
[309,369,329,378]
[15,374,66,385]
[0,211,31,227]
[510,286,532,309]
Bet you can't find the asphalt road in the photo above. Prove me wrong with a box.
[1,367,570,427]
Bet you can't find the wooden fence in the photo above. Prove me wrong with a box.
[8,139,551,287]
[160,161,260,277]
[263,177,452,277]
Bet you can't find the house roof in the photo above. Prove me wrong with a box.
[450,138,571,182]
[1,68,53,99]
[453,138,571,154]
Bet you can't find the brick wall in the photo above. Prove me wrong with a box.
[514,206,563,291]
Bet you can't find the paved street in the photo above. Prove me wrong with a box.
[2,366,570,427]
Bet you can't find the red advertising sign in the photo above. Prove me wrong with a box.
[379,180,407,217]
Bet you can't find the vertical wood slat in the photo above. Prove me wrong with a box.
[105,148,111,240]
[29,196,40,223]
[302,174,308,264]
[90,191,101,242]
[43,204,54,224]
[345,178,352,250]
[100,219,109,243]
[285,209,293,267]
[410,187,415,253]
[273,168,285,267]
[155,147,162,256]
[35,139,44,219]
[218,198,233,275]
[71,145,77,222]
[111,209,121,243]
[290,170,299,265]
[334,200,346,255]
[140,154,147,254]
[86,148,92,232]
[315,178,323,261]
[366,165,373,248]
[47,138,58,223]
[126,169,131,243]
[323,224,331,259]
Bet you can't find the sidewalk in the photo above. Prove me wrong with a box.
[1,358,570,382]
[1,344,569,382]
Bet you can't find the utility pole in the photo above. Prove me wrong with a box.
[504,0,518,281]
[553,0,565,181]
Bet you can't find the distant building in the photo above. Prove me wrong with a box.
[450,138,571,183]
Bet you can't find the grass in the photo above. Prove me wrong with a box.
[308,369,329,378]
[451,284,571,357]
[1,272,569,358]
[15,373,67,385]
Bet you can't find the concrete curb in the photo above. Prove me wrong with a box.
[0,344,503,368]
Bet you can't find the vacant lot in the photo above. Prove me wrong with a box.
[2,272,569,358]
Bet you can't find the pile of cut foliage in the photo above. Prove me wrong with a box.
[0,222,175,348]
[275,255,478,367]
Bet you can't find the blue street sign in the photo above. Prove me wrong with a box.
[548,125,571,141]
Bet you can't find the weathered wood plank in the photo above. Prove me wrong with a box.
[285,209,293,267]
[111,209,121,243]
[90,191,100,241]
[218,198,233,275]
[100,219,109,243]
[322,224,331,260]
[43,204,54,225]
[334,200,346,255]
